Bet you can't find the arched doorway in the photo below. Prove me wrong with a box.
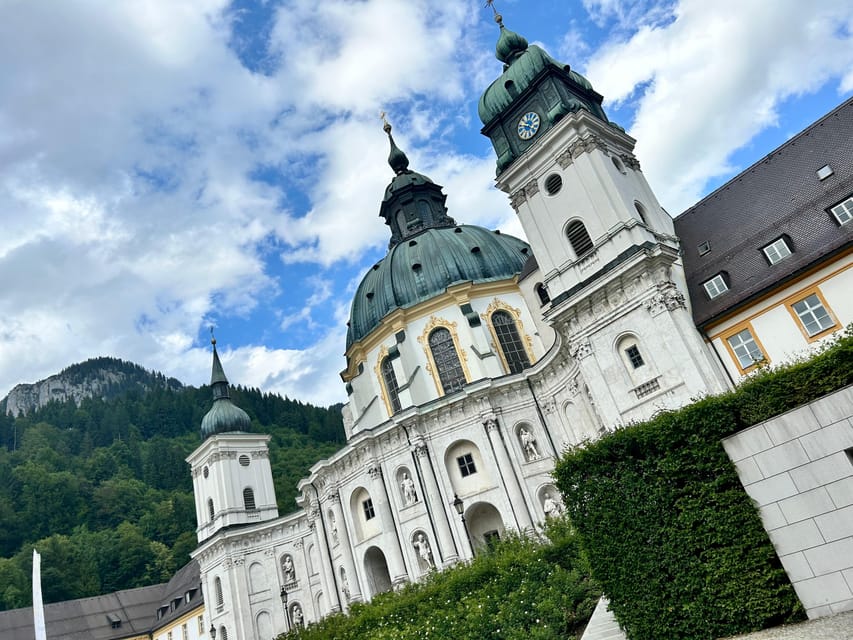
[363,546,392,597]
[466,502,505,552]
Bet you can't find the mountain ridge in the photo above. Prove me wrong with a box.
[3,356,184,417]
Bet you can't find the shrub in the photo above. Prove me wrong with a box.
[553,332,853,640]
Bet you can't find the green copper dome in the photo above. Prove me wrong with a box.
[478,43,596,126]
[346,225,531,348]
[200,341,251,440]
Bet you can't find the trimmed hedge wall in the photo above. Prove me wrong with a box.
[553,332,853,640]
[276,520,599,640]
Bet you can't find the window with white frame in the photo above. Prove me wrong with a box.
[791,294,835,336]
[703,273,728,299]
[727,328,765,369]
[762,237,792,264]
[830,196,853,225]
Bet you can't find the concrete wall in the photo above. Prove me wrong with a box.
[722,385,853,618]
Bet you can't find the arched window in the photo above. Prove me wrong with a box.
[535,283,550,306]
[214,577,224,608]
[219,627,228,640]
[566,220,594,257]
[207,498,214,521]
[381,357,401,413]
[492,311,531,374]
[428,328,466,394]
[634,201,648,225]
[243,487,256,511]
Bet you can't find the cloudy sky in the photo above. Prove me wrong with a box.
[1,0,852,407]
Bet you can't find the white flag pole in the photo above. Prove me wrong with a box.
[32,549,46,640]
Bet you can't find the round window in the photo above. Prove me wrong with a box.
[612,156,626,174]
[239,455,250,467]
[544,173,563,195]
[203,466,209,478]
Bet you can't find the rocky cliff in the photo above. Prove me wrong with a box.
[3,357,183,417]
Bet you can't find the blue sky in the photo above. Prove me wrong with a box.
[1,0,852,407]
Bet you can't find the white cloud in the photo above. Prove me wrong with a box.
[586,0,853,212]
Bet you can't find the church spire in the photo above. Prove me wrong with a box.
[382,111,410,175]
[377,114,455,247]
[487,2,528,65]
[200,333,251,439]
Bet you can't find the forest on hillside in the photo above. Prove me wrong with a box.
[0,376,345,611]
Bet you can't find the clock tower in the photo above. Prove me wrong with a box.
[479,12,728,426]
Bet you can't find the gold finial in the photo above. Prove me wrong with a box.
[210,326,216,346]
[485,0,503,25]
[380,109,391,134]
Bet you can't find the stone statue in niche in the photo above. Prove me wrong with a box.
[413,533,435,569]
[519,426,541,461]
[400,472,418,505]
[329,512,339,546]
[340,567,351,601]
[282,555,296,583]
[542,491,564,518]
[292,604,303,627]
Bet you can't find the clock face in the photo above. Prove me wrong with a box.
[517,111,541,140]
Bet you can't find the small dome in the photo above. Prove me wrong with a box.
[496,24,528,63]
[478,45,596,125]
[346,225,530,348]
[201,400,251,439]
[200,343,251,439]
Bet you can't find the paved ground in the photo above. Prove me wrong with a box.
[719,611,853,640]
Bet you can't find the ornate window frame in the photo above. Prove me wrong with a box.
[417,316,470,396]
[482,299,535,374]
[374,345,401,417]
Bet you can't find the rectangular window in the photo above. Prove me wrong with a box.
[792,293,835,337]
[362,498,375,521]
[182,624,188,640]
[703,273,728,299]
[830,196,853,225]
[727,328,765,369]
[198,616,204,635]
[457,453,477,477]
[625,345,644,368]
[168,633,173,640]
[762,237,792,264]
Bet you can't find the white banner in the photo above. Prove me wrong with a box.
[32,549,46,640]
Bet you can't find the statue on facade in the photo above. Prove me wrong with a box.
[519,426,541,461]
[282,555,296,583]
[543,491,564,518]
[413,533,435,569]
[292,604,303,627]
[329,512,339,546]
[400,472,418,505]
[340,567,351,601]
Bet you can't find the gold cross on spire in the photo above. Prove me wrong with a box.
[485,0,503,25]
[380,109,391,133]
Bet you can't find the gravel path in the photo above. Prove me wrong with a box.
[719,611,853,640]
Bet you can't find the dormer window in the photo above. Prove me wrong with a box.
[703,273,729,299]
[762,237,792,264]
[830,196,853,225]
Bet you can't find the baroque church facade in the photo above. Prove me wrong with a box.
[187,14,737,640]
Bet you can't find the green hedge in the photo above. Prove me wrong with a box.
[553,332,853,640]
[277,519,599,640]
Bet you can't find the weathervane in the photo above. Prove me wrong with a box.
[210,326,216,346]
[485,0,503,26]
[380,109,391,134]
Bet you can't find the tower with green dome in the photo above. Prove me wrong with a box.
[478,10,728,429]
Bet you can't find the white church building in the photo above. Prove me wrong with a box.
[182,14,747,640]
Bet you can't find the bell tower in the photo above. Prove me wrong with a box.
[478,10,728,424]
[187,338,279,542]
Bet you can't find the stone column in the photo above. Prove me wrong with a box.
[326,490,362,603]
[367,462,409,585]
[484,417,534,531]
[412,442,458,566]
[307,504,341,613]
